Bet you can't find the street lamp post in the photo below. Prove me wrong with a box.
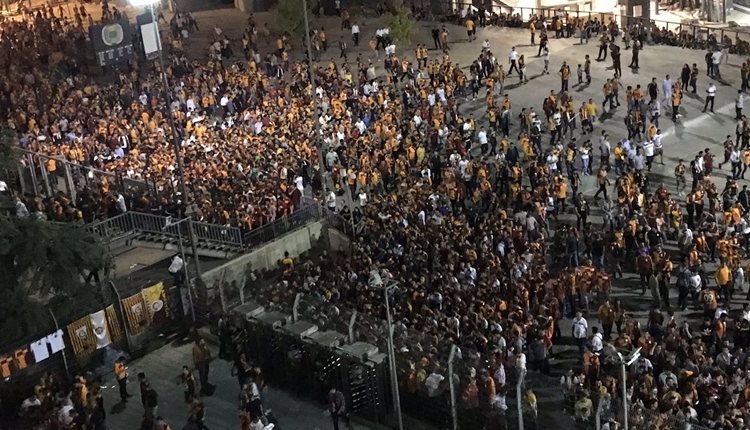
[299,0,357,236]
[300,0,328,199]
[617,347,641,430]
[130,0,203,285]
[369,271,404,430]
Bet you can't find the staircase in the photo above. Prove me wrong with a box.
[87,212,244,259]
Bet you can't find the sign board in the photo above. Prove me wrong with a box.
[137,12,161,60]
[89,19,135,67]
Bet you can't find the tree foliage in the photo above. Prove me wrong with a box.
[0,133,112,345]
[387,0,417,45]
[276,0,307,39]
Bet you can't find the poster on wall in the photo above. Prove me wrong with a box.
[122,293,149,335]
[90,310,111,349]
[66,316,97,357]
[142,282,169,328]
[89,19,135,67]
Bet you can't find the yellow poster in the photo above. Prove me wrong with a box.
[142,282,169,327]
[105,305,123,343]
[121,293,149,335]
[66,316,96,357]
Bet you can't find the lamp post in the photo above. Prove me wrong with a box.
[300,0,328,200]
[129,0,203,283]
[369,271,404,430]
[617,347,642,430]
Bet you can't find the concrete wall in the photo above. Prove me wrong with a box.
[203,221,325,286]
[235,0,253,13]
[328,228,353,257]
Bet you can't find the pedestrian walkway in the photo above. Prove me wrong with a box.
[101,341,374,430]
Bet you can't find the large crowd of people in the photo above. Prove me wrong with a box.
[7,3,316,229]
[241,9,750,430]
[8,1,750,430]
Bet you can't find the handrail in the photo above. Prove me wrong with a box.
[88,199,325,253]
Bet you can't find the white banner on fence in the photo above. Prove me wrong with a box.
[90,310,111,349]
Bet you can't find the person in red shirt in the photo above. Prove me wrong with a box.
[636,250,654,295]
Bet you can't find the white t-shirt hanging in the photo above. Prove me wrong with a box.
[30,338,50,362]
[47,330,66,354]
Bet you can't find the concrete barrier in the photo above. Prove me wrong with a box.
[200,221,333,306]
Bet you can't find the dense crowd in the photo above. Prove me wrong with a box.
[241,10,750,430]
[9,2,750,430]
[8,5,316,228]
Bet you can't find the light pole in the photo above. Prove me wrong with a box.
[129,0,203,284]
[300,0,328,199]
[369,270,404,430]
[617,347,641,430]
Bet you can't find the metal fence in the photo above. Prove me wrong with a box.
[87,197,323,251]
[233,302,394,426]
[601,396,711,430]
[10,148,162,214]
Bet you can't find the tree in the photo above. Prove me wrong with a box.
[0,132,112,345]
[276,0,307,39]
[387,0,417,46]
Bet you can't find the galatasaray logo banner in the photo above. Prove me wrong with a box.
[142,282,169,328]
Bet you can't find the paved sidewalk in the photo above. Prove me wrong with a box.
[101,341,374,430]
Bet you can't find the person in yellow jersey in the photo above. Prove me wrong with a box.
[716,262,733,307]
[465,18,476,41]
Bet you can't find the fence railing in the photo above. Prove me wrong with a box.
[12,147,158,208]
[87,198,324,252]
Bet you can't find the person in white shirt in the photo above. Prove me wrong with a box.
[650,99,661,128]
[351,22,360,46]
[703,83,717,113]
[642,140,655,171]
[425,370,445,397]
[116,191,128,214]
[712,50,723,78]
[652,131,664,164]
[508,47,519,75]
[478,127,488,153]
[662,75,673,104]
[21,395,41,415]
[168,254,185,286]
[494,363,506,388]
[579,145,590,175]
[590,327,603,353]
[572,312,588,358]
[736,90,744,120]
[326,190,337,212]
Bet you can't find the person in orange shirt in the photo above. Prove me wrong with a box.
[114,356,131,402]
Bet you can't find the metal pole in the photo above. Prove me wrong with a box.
[384,285,404,430]
[149,2,203,282]
[621,362,628,430]
[293,292,301,323]
[175,219,196,324]
[48,309,70,375]
[595,396,605,430]
[348,311,357,344]
[109,281,134,352]
[301,0,328,199]
[447,345,458,430]
[517,377,524,430]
